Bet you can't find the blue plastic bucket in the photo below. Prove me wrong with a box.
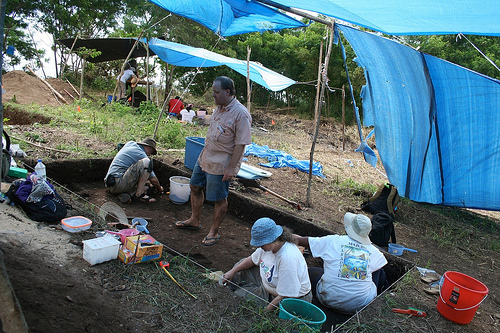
[184,137,205,170]
[279,298,326,329]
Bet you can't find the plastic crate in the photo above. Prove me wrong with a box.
[61,216,92,233]
[83,236,121,265]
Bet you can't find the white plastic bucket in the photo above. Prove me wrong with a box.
[169,176,191,204]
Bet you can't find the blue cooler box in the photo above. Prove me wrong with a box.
[184,137,205,170]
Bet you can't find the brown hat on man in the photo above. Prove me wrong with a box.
[138,138,157,155]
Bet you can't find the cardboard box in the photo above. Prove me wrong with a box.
[119,235,163,264]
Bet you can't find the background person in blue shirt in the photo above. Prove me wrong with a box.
[104,138,163,203]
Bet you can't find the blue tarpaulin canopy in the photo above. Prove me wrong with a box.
[150,0,500,210]
[144,38,296,91]
[147,0,306,36]
[270,0,500,36]
[337,24,500,210]
[149,0,500,37]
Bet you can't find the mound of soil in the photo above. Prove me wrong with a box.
[3,70,77,106]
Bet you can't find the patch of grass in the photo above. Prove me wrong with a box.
[322,177,376,198]
[10,98,209,155]
[24,132,47,143]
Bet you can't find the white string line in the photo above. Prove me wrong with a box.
[457,33,500,73]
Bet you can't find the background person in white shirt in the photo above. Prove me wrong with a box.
[118,63,137,99]
[179,104,196,123]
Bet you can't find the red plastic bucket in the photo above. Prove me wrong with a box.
[437,271,488,324]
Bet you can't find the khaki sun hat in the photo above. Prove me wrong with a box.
[138,138,157,155]
[130,77,140,88]
[344,212,372,244]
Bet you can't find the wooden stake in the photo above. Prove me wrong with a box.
[66,79,80,97]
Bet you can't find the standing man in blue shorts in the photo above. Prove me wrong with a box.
[175,76,252,246]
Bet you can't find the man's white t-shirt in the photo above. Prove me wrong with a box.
[308,235,387,314]
[251,242,311,298]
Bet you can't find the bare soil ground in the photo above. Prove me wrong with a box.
[1,71,499,332]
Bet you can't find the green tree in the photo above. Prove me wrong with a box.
[400,34,500,80]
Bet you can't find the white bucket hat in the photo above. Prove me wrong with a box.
[344,212,372,245]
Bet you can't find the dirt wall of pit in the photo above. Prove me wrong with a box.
[21,158,333,237]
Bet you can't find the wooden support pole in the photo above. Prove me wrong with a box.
[66,79,80,97]
[307,26,335,206]
[246,46,252,112]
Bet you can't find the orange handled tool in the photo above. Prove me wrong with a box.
[392,308,427,317]
[159,261,197,299]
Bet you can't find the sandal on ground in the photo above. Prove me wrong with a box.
[133,193,156,203]
[423,281,440,295]
[202,235,221,246]
[420,271,441,283]
[145,185,155,196]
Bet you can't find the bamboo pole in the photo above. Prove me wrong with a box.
[342,85,346,151]
[306,40,323,206]
[246,46,251,112]
[254,0,333,27]
[79,59,85,100]
[10,135,71,154]
[27,65,68,104]
[307,26,334,206]
[59,36,78,78]
[66,79,80,97]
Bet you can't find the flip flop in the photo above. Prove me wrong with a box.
[202,235,220,246]
[423,281,440,295]
[420,271,441,283]
[175,221,202,230]
[133,193,156,203]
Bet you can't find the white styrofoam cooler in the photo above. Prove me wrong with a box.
[82,236,121,265]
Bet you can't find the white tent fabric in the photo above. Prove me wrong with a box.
[144,38,296,91]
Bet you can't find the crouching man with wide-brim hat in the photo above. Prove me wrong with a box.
[104,138,163,203]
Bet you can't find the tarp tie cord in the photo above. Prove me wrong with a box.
[335,25,378,167]
[153,36,224,138]
[457,33,500,73]
[146,13,172,32]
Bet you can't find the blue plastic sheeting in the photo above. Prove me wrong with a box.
[262,0,500,36]
[144,38,295,91]
[148,0,306,37]
[338,24,500,210]
[244,143,325,178]
[152,0,500,37]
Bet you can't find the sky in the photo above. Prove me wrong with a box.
[12,25,58,79]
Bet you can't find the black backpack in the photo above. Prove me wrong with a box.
[361,183,400,217]
[7,179,68,223]
[369,212,396,248]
